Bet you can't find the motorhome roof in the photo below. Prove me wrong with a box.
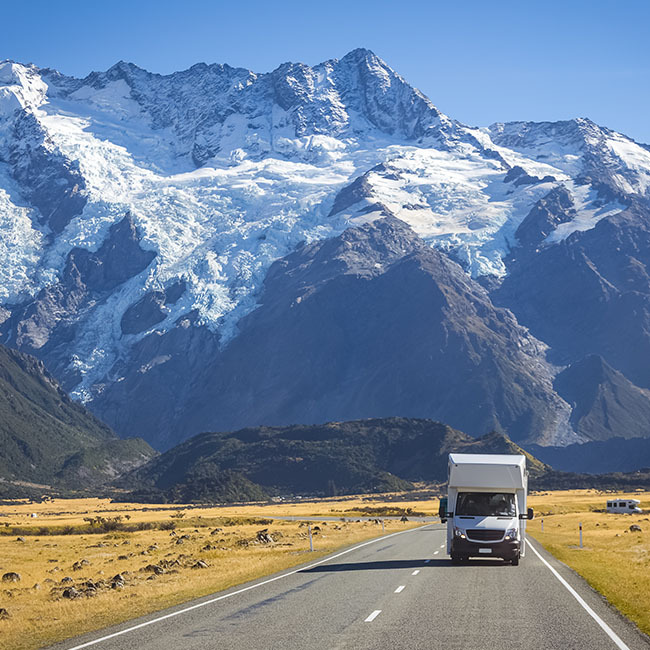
[448,453,527,490]
[448,453,526,467]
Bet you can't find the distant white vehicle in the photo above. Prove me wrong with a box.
[439,453,533,565]
[606,498,641,514]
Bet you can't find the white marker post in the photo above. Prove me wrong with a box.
[308,524,314,552]
[579,522,583,548]
[381,519,385,532]
[541,518,544,533]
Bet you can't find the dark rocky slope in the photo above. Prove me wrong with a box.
[95,217,569,449]
[118,418,549,503]
[0,343,155,490]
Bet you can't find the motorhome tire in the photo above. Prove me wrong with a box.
[511,554,520,566]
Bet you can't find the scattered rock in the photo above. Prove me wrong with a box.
[15,537,25,543]
[32,583,41,590]
[72,559,90,571]
[192,561,209,569]
[142,564,165,575]
[256,529,274,544]
[400,516,409,522]
[210,528,223,536]
[1,573,20,583]
[630,525,642,532]
[0,607,10,620]
[61,577,74,584]
[62,587,81,599]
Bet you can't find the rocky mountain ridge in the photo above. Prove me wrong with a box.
[2,50,650,453]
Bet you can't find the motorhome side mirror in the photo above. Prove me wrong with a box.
[519,508,534,520]
[438,497,448,521]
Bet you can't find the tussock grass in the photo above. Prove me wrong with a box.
[0,497,421,650]
[528,489,650,636]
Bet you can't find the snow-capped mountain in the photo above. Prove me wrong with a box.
[2,49,650,450]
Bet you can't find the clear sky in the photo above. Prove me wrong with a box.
[2,0,649,142]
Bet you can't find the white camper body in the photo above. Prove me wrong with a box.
[606,498,641,514]
[442,453,531,565]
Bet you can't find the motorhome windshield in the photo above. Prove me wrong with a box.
[456,492,516,517]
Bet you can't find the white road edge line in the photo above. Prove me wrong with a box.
[527,539,630,650]
[365,610,382,622]
[394,585,405,593]
[65,525,432,649]
[411,570,420,575]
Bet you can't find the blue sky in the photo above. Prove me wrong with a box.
[3,0,649,142]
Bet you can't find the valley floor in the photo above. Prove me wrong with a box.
[0,490,647,649]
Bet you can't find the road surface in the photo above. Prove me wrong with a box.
[51,524,650,650]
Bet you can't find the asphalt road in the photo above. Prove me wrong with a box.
[52,524,650,650]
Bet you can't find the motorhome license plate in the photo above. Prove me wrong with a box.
[478,548,492,553]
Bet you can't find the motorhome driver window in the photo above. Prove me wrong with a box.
[456,492,516,517]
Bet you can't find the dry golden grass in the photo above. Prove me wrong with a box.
[0,497,423,650]
[527,489,650,636]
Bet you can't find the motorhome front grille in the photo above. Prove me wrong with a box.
[467,529,503,542]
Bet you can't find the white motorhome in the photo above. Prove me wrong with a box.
[606,498,641,514]
[438,453,533,565]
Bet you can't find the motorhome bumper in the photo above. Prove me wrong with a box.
[451,538,520,559]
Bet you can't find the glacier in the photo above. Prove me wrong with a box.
[1,49,649,405]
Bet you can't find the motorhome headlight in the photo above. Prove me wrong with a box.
[453,526,466,539]
[504,528,519,541]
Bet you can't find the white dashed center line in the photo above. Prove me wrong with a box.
[411,570,420,576]
[433,550,439,555]
[440,544,445,548]
[394,585,405,593]
[365,610,382,622]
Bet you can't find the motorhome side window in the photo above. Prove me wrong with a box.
[456,492,516,517]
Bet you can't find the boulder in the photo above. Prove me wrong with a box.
[62,587,81,599]
[1,573,20,583]
[192,561,209,569]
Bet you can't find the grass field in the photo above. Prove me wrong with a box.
[1,490,648,649]
[0,496,423,650]
[527,489,650,636]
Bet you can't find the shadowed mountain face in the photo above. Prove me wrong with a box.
[553,354,650,441]
[118,418,549,502]
[495,205,650,391]
[94,217,569,449]
[0,343,155,489]
[3,51,650,455]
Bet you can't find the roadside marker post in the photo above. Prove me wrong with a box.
[541,518,544,533]
[381,519,385,532]
[308,524,314,552]
[579,522,583,548]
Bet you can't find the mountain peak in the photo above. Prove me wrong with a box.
[340,47,381,63]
